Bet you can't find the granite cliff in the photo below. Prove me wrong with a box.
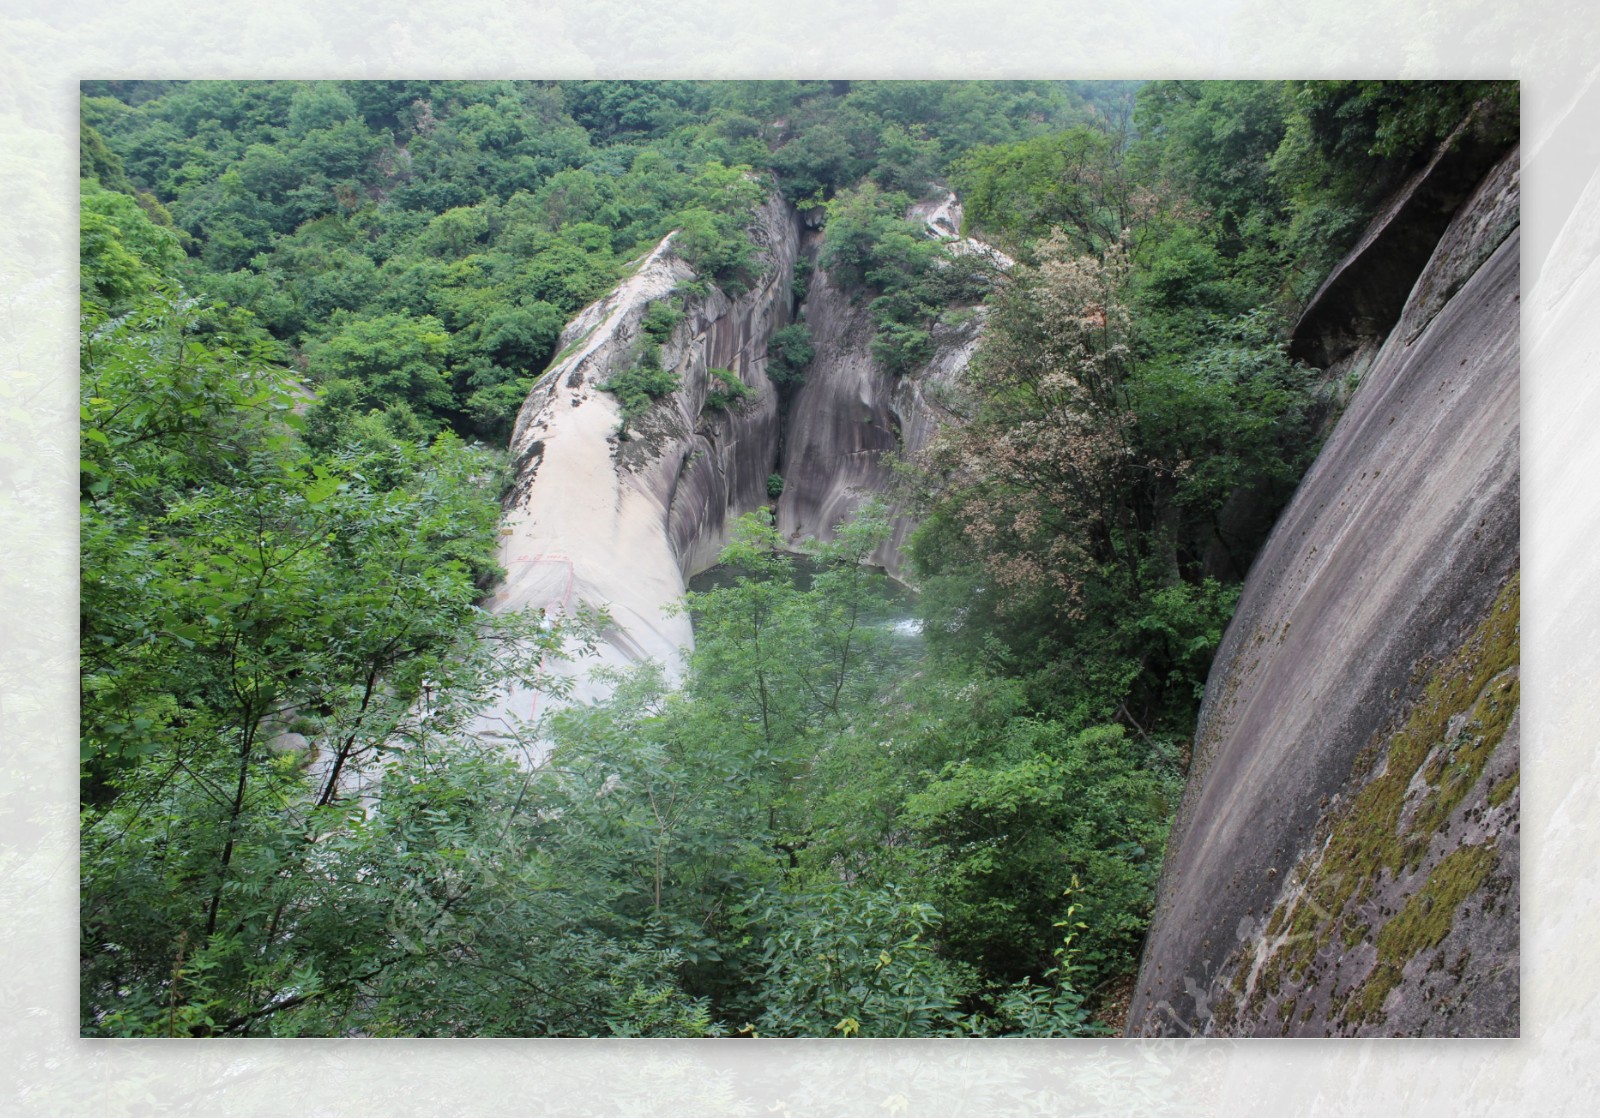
[1127,132,1520,1037]
[478,190,985,737]
[775,194,995,572]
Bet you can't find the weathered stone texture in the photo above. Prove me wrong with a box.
[1128,146,1520,1037]
[480,190,984,739]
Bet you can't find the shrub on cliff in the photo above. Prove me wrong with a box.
[601,344,680,432]
[703,367,753,412]
[640,299,683,344]
[764,323,815,391]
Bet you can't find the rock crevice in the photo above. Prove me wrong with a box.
[775,195,989,574]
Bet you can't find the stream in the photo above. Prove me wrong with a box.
[685,554,926,654]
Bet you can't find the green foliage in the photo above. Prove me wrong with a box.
[462,378,536,440]
[80,186,186,309]
[600,343,680,429]
[672,161,767,289]
[476,302,569,370]
[869,319,934,377]
[818,182,917,287]
[762,80,1118,204]
[764,322,814,391]
[85,80,792,446]
[965,886,1102,1036]
[1264,80,1517,299]
[748,885,965,1037]
[1131,80,1518,307]
[1275,80,1517,203]
[901,722,1177,987]
[1130,308,1318,518]
[672,208,754,291]
[83,78,1126,446]
[953,126,1140,255]
[703,367,753,413]
[640,298,683,343]
[766,473,785,499]
[81,79,1458,1038]
[80,116,135,194]
[518,235,618,313]
[79,233,647,1037]
[1132,81,1291,260]
[790,258,812,301]
[305,312,456,430]
[680,509,885,754]
[819,183,991,377]
[81,297,512,785]
[527,506,986,1033]
[594,506,1157,1032]
[420,203,493,258]
[871,123,944,196]
[913,209,1318,727]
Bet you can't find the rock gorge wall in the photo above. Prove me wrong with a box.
[478,190,983,738]
[776,194,999,571]
[1128,141,1520,1037]
[477,193,799,740]
[774,204,986,572]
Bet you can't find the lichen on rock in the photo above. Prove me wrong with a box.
[1128,143,1520,1038]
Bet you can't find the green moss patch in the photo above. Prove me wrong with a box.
[550,323,600,369]
[1227,572,1518,1027]
[1350,844,1495,1021]
[1487,768,1519,808]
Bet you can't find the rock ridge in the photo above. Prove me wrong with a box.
[478,192,801,739]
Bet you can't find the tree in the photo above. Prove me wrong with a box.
[80,186,185,309]
[79,209,622,1036]
[764,323,814,391]
[912,225,1310,728]
[818,183,987,377]
[952,127,1160,257]
[747,885,965,1037]
[919,234,1140,620]
[901,721,1176,987]
[305,312,456,425]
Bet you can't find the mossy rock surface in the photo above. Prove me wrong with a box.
[1193,576,1520,1036]
[1127,147,1520,1038]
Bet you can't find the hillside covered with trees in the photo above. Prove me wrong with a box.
[79,79,1516,1036]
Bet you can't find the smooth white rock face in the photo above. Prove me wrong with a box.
[476,194,800,750]
[477,236,696,747]
[476,191,999,751]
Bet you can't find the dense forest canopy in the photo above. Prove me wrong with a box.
[79,78,1516,1036]
[79,79,1136,442]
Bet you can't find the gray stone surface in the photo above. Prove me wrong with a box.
[776,195,990,575]
[1290,111,1517,372]
[1128,147,1521,1037]
[774,251,982,574]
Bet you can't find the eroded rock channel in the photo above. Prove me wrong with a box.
[477,192,984,739]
